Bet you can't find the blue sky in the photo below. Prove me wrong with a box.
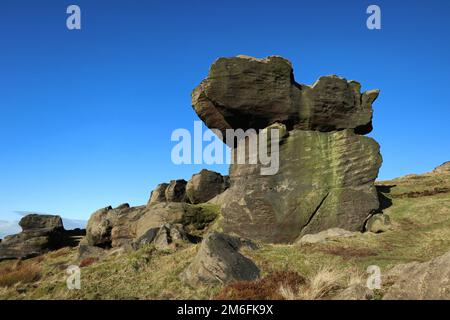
[0,0,449,235]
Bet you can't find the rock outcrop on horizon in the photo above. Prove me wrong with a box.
[0,214,85,261]
[192,55,383,243]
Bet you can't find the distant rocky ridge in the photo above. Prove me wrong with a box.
[0,214,85,261]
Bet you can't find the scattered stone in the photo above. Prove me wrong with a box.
[180,232,260,286]
[365,214,391,233]
[186,169,229,204]
[296,228,357,244]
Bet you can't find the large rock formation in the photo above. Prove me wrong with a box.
[192,55,382,243]
[0,214,85,261]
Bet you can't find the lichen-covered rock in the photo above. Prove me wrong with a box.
[147,183,169,206]
[186,169,229,204]
[165,180,188,202]
[192,55,382,243]
[365,213,391,233]
[180,232,259,286]
[0,214,84,261]
[219,129,381,243]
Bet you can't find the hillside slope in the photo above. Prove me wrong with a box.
[0,162,449,300]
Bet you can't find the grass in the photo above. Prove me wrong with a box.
[0,259,42,288]
[0,169,448,299]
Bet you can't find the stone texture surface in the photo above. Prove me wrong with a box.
[296,228,357,244]
[192,55,382,243]
[0,214,85,261]
[383,250,450,300]
[220,129,381,243]
[192,55,379,143]
[334,284,374,300]
[186,169,229,204]
[180,231,260,286]
[165,180,188,202]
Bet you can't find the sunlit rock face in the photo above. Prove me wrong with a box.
[192,55,382,243]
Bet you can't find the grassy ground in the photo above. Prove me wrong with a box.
[1,169,449,299]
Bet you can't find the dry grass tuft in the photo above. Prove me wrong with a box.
[79,257,99,268]
[279,267,362,300]
[0,260,42,288]
[215,271,306,300]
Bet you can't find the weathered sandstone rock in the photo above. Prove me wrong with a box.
[165,180,188,202]
[147,183,169,206]
[85,202,219,250]
[186,169,229,204]
[192,55,378,142]
[180,231,259,286]
[383,250,450,300]
[0,214,85,261]
[192,55,382,243]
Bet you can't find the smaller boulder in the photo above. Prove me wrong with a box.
[296,228,357,244]
[365,214,391,233]
[165,180,188,202]
[147,183,169,206]
[186,170,229,204]
[19,214,63,232]
[180,232,260,286]
[77,243,106,262]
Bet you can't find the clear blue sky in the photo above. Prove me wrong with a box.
[0,0,449,230]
